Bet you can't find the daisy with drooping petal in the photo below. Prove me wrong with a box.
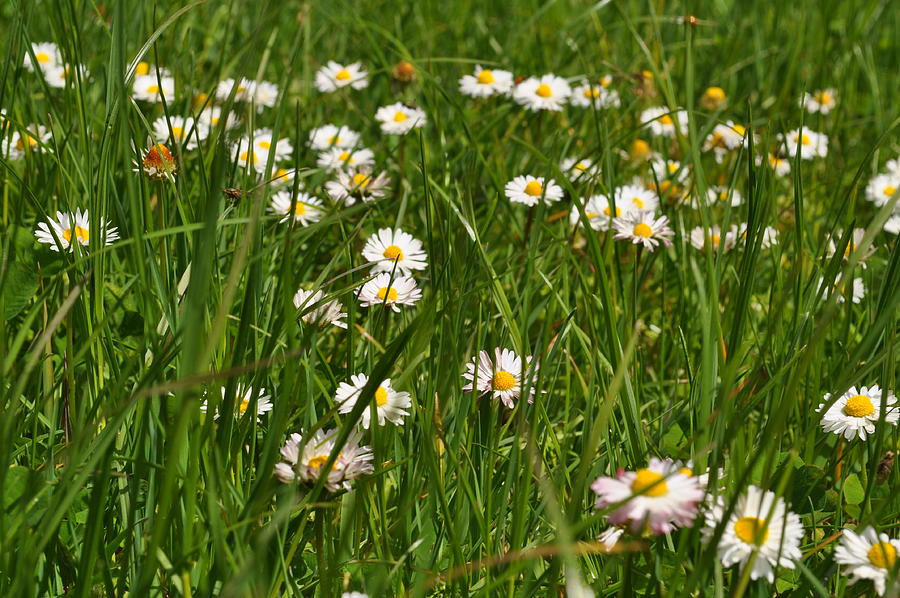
[818,385,898,441]
[834,527,900,596]
[274,428,374,492]
[701,485,804,583]
[569,195,620,231]
[293,288,347,329]
[560,157,600,181]
[316,147,375,172]
[802,89,837,114]
[640,107,688,137]
[132,74,174,103]
[35,209,119,252]
[308,124,361,150]
[325,168,391,205]
[570,79,620,109]
[137,143,178,181]
[375,103,427,135]
[591,457,705,535]
[504,175,564,207]
[613,211,674,251]
[24,42,61,72]
[151,116,208,150]
[315,61,369,92]
[865,173,900,207]
[335,373,412,429]
[779,127,828,160]
[357,273,422,312]
[3,125,53,161]
[512,74,571,111]
[459,65,514,97]
[200,386,273,421]
[269,191,324,225]
[613,184,659,213]
[361,228,428,275]
[462,348,538,409]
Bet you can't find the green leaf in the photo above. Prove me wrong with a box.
[843,473,865,505]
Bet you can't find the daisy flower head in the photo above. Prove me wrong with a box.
[201,385,272,421]
[818,385,898,441]
[702,485,803,583]
[196,106,240,131]
[267,166,299,187]
[293,288,347,329]
[249,80,279,111]
[704,121,749,162]
[269,191,324,226]
[819,273,865,304]
[512,74,571,111]
[886,158,900,177]
[315,61,369,92]
[702,186,743,208]
[375,102,427,135]
[4,125,53,161]
[43,63,89,89]
[834,527,900,596]
[732,223,778,249]
[569,194,619,231]
[342,593,369,598]
[612,210,674,251]
[826,228,872,267]
[233,136,269,174]
[459,65,514,98]
[132,74,174,103]
[249,129,293,162]
[137,143,177,181]
[462,348,538,409]
[689,225,736,252]
[361,228,428,275]
[885,214,900,235]
[864,173,900,207]
[274,428,374,492]
[649,157,689,185]
[316,147,375,172]
[151,116,208,151]
[215,77,255,103]
[308,124,361,150]
[591,457,705,535]
[570,79,620,109]
[802,89,837,114]
[35,209,119,252]
[335,373,412,429]
[325,168,391,205]
[613,184,659,213]
[504,175,564,207]
[640,107,688,138]
[357,272,422,312]
[758,152,791,177]
[560,157,600,181]
[24,42,61,72]
[779,127,828,160]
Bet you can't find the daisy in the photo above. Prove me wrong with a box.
[560,157,600,181]
[612,211,674,251]
[702,485,803,583]
[504,175,564,207]
[196,106,240,131]
[269,191,324,225]
[215,77,255,102]
[335,373,412,429]
[267,166,298,187]
[357,273,422,312]
[249,80,279,111]
[864,173,900,207]
[703,186,743,207]
[274,428,374,492]
[316,147,375,172]
[569,79,620,109]
[249,129,293,162]
[24,42,61,72]
[293,288,348,329]
[779,127,828,160]
[4,126,53,161]
[511,74,571,111]
[885,214,900,235]
[689,225,736,252]
[458,65,514,97]
[342,593,369,598]
[325,168,391,205]
[35,209,119,252]
[597,527,626,551]
[886,158,900,177]
[649,157,689,184]
[613,184,658,213]
[591,458,705,535]
[569,194,619,231]
[699,86,726,110]
[640,107,688,137]
[201,386,273,420]
[826,228,872,267]
[704,122,749,162]
[233,136,269,174]
[834,527,900,596]
[819,273,865,304]
[132,74,174,103]
[759,152,791,177]
[134,61,170,77]
[138,143,178,181]
[43,64,89,89]
[314,61,369,92]
[818,385,898,441]
[308,124,361,150]
[361,228,428,275]
[151,116,208,150]
[802,89,837,114]
[732,223,778,249]
[375,103,427,135]
[461,347,538,409]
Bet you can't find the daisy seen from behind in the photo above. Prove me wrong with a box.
[274,428,374,492]
[315,61,369,92]
[504,175,564,207]
[361,228,428,275]
[357,272,422,312]
[834,526,900,596]
[35,209,119,252]
[512,74,571,111]
[818,385,898,441]
[293,288,347,329]
[335,373,411,429]
[612,210,674,251]
[459,65,514,97]
[462,348,538,409]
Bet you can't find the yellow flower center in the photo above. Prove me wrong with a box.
[868,542,897,569]
[584,87,600,99]
[667,162,679,174]
[477,70,495,84]
[492,370,516,391]
[15,135,38,151]
[631,469,668,497]
[136,61,150,75]
[240,150,257,164]
[146,84,160,94]
[815,91,833,105]
[884,185,897,197]
[843,394,875,417]
[393,111,409,122]
[633,223,653,238]
[732,124,746,136]
[258,140,271,150]
[63,226,89,244]
[632,197,645,208]
[574,162,587,171]
[658,114,674,125]
[679,467,693,476]
[335,68,352,81]
[293,202,307,216]
[734,517,769,546]
[236,85,246,93]
[327,135,341,145]
[37,52,52,63]
[238,398,250,414]
[535,83,553,98]
[603,206,621,217]
[710,233,721,246]
[524,180,543,196]
[171,126,184,139]
[383,245,403,260]
[376,286,398,302]
[375,386,388,407]
[307,453,340,471]
[600,76,612,88]
[352,173,371,188]
[704,86,725,101]
[585,211,599,219]
[630,139,651,159]
[338,151,351,162]
[798,134,811,145]
[719,191,729,201]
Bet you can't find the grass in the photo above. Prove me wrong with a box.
[1,0,899,596]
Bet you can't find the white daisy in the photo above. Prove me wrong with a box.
[759,152,791,177]
[316,147,375,172]
[375,103,427,135]
[458,65,514,97]
[249,129,293,162]
[461,347,538,409]
[732,223,778,249]
[826,228,871,267]
[201,386,273,421]
[269,191,324,226]
[361,228,428,275]
[613,184,659,213]
[802,89,837,114]
[308,124,360,150]
[818,385,898,441]
[196,106,240,131]
[703,121,749,162]
[314,61,369,92]
[819,273,865,304]
[569,79,620,109]
[42,63,89,89]
[132,74,174,103]
[612,211,674,251]
[24,42,61,72]
[504,175,564,207]
[342,593,368,598]
[215,77,255,103]
[335,373,412,429]
[357,273,422,312]
[701,485,804,583]
[885,214,900,235]
[3,125,52,160]
[267,166,298,187]
[233,136,269,174]
[274,428,374,492]
[560,157,600,181]
[703,186,743,207]
[864,173,900,207]
[569,194,620,231]
[779,127,828,160]
[151,116,208,150]
[293,289,347,329]
[649,158,689,184]
[249,80,279,111]
[35,209,119,252]
[325,168,391,205]
[886,158,900,177]
[511,74,571,111]
[834,527,900,596]
[689,225,736,252]
[640,107,688,138]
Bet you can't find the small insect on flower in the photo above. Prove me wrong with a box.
[293,288,348,329]
[569,194,620,231]
[459,65,514,98]
[591,457,705,535]
[560,157,600,181]
[779,127,829,160]
[357,272,422,312]
[200,386,273,421]
[818,385,898,441]
[511,74,572,111]
[137,143,178,181]
[274,428,374,492]
[462,348,538,409]
[640,107,688,137]
[612,211,674,251]
[325,168,391,205]
[569,79,621,109]
[699,86,726,110]
[361,228,428,275]
[504,175,564,207]
[335,373,412,429]
[269,191,324,226]
[864,173,900,208]
[375,102,427,135]
[35,209,119,252]
[151,116,208,150]
[316,147,375,172]
[314,61,369,92]
[802,89,837,114]
[308,124,361,151]
[701,485,803,583]
[834,527,900,596]
[132,74,174,103]
[24,42,61,72]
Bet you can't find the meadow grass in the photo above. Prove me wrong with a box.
[1,0,899,596]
